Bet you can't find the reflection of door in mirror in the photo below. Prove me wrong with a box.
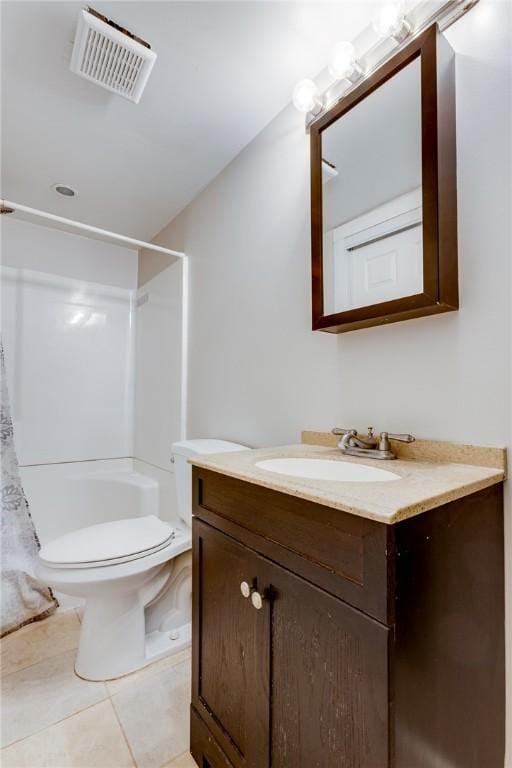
[323,188,423,313]
[322,58,422,315]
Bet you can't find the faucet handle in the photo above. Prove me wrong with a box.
[381,432,415,443]
[331,428,357,436]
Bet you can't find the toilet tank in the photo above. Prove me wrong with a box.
[171,439,249,527]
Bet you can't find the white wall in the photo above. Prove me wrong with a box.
[0,218,138,465]
[155,0,512,446]
[151,1,512,760]
[1,218,138,288]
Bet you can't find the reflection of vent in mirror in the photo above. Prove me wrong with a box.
[322,57,422,315]
[322,159,339,185]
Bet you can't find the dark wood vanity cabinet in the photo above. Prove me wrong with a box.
[193,519,389,768]
[190,468,505,768]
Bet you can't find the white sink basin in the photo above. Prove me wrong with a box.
[255,458,400,483]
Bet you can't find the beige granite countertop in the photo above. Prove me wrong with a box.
[190,443,505,524]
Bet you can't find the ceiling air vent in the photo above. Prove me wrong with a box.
[70,7,156,103]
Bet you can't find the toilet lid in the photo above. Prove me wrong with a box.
[39,515,175,567]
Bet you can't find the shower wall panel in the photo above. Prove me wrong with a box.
[1,265,135,465]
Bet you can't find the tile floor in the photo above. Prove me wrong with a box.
[1,610,197,768]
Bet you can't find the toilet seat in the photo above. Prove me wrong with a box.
[39,515,175,569]
[37,527,191,590]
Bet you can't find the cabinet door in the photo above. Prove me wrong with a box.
[192,520,270,768]
[263,558,390,768]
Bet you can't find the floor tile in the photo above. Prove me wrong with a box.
[161,752,197,768]
[106,647,191,697]
[1,700,135,768]
[1,650,108,747]
[0,610,81,676]
[112,659,191,768]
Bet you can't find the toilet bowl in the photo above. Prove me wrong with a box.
[36,438,248,681]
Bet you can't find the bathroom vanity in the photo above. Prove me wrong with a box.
[189,440,505,768]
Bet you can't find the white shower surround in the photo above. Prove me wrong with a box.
[0,219,184,565]
[0,265,135,465]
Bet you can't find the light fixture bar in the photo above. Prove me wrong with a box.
[304,0,480,130]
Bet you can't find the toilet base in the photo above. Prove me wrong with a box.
[75,609,192,682]
[146,621,192,663]
[74,552,192,681]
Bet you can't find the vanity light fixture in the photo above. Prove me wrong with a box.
[292,0,481,124]
[372,2,412,43]
[292,79,324,116]
[328,41,364,84]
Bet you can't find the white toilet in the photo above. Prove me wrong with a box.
[36,439,248,681]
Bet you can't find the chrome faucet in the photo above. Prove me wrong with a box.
[332,427,415,460]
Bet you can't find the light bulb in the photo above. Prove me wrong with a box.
[292,79,323,115]
[372,2,412,42]
[328,41,363,84]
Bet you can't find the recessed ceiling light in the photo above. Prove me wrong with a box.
[52,183,77,198]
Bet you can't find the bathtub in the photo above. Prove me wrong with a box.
[21,458,177,607]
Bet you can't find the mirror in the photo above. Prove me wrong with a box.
[322,59,422,315]
[310,25,458,333]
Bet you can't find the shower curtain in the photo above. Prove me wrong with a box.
[0,340,57,636]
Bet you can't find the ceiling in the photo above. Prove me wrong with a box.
[1,1,377,241]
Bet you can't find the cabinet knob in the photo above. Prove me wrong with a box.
[251,590,263,610]
[240,581,251,598]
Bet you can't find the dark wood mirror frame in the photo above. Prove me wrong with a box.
[310,24,458,333]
